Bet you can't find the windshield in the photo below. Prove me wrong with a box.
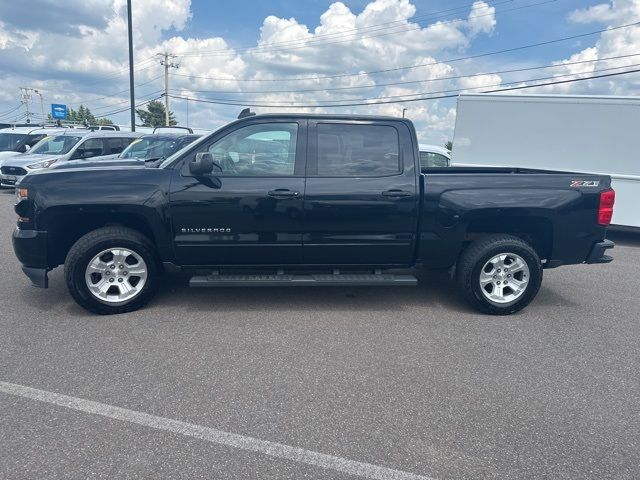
[30,135,83,155]
[159,134,209,169]
[120,137,186,160]
[0,133,29,152]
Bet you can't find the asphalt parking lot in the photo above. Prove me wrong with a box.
[0,189,638,480]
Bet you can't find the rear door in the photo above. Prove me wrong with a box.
[303,120,419,266]
[168,119,307,266]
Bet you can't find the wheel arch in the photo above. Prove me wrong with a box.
[464,215,554,261]
[40,207,165,268]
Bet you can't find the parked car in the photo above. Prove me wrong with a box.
[118,132,202,163]
[0,127,61,161]
[13,114,615,315]
[419,144,451,169]
[51,132,203,170]
[0,131,141,187]
[451,93,639,228]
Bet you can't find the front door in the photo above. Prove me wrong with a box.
[303,120,419,266]
[168,120,306,266]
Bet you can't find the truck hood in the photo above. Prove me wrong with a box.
[51,158,145,170]
[0,151,21,162]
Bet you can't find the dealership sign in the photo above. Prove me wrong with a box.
[51,104,67,120]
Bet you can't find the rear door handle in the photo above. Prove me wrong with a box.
[268,189,300,198]
[382,189,413,197]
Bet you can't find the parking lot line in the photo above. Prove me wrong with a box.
[0,381,434,480]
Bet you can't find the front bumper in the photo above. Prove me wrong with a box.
[12,228,49,288]
[0,173,25,188]
[586,239,614,264]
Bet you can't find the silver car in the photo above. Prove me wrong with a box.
[0,131,142,188]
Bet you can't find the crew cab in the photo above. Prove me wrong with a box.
[12,114,615,315]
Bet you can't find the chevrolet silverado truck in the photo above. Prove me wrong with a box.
[12,114,615,315]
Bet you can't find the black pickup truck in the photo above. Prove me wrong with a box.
[12,114,615,315]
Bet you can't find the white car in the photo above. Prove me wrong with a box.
[418,144,451,169]
[0,127,62,163]
[0,131,142,188]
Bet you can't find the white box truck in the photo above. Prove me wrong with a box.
[451,93,640,228]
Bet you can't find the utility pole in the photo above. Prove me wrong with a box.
[19,88,32,124]
[157,52,179,126]
[127,0,136,131]
[20,88,45,125]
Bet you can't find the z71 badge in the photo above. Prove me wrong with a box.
[570,180,600,187]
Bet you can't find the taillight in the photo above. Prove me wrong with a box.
[598,189,615,226]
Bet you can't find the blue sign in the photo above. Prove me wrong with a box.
[51,104,67,120]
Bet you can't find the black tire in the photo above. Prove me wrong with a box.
[64,226,160,315]
[456,234,543,315]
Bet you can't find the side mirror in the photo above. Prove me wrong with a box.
[189,152,221,176]
[23,145,31,153]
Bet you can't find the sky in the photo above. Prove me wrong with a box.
[0,0,639,144]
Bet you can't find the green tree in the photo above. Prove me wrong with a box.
[444,140,453,151]
[47,105,112,125]
[136,100,177,127]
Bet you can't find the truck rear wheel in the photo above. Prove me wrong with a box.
[456,234,542,315]
[64,226,159,315]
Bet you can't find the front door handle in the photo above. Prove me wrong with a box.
[382,189,412,197]
[268,189,300,198]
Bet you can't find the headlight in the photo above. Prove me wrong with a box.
[26,158,58,169]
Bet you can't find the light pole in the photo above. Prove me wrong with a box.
[33,89,45,126]
[127,0,136,131]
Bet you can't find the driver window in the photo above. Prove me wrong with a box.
[207,123,298,176]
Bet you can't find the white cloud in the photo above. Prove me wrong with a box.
[467,1,497,37]
[534,0,640,95]
[0,0,499,142]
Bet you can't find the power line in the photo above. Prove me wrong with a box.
[181,0,513,57]
[93,96,161,118]
[0,104,24,119]
[88,90,165,113]
[166,67,640,108]
[170,20,640,83]
[166,63,640,106]
[72,75,163,106]
[170,52,640,95]
[179,0,525,58]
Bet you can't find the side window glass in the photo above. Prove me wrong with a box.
[316,124,400,177]
[108,138,131,154]
[206,123,298,176]
[79,138,104,158]
[420,152,449,168]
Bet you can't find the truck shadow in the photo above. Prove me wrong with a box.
[18,266,578,318]
[607,230,640,248]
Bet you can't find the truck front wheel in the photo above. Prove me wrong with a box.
[64,226,160,315]
[456,234,543,315]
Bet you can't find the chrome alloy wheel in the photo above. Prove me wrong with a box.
[479,252,530,305]
[84,248,148,305]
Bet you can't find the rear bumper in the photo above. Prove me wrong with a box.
[12,228,49,288]
[586,239,614,264]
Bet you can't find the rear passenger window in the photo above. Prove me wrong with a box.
[316,124,400,177]
[108,138,133,154]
